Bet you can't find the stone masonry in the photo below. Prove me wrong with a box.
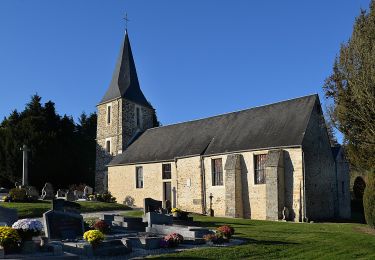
[265,150,284,221]
[95,98,154,192]
[224,154,243,218]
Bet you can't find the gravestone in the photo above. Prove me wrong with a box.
[56,189,66,198]
[0,206,18,226]
[143,212,173,228]
[52,199,81,213]
[83,186,93,199]
[74,190,83,200]
[143,198,162,214]
[25,186,39,199]
[65,190,75,201]
[44,199,83,240]
[41,182,54,200]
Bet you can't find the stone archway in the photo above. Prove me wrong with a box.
[353,176,366,200]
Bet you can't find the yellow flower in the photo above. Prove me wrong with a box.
[83,230,104,245]
[0,227,21,248]
[171,208,182,213]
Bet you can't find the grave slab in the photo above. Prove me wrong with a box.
[0,206,18,226]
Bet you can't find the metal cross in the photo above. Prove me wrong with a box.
[123,13,130,30]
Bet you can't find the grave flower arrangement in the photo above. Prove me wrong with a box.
[12,219,43,241]
[171,207,182,217]
[83,230,104,247]
[216,225,235,240]
[93,220,110,234]
[203,232,225,244]
[160,233,184,248]
[0,227,21,253]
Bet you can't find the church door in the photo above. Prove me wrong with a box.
[163,182,172,206]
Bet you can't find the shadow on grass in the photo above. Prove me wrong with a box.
[243,238,299,246]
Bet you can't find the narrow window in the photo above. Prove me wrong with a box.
[136,166,143,188]
[136,107,141,127]
[162,164,171,179]
[254,154,267,184]
[107,105,111,125]
[105,140,111,153]
[212,158,223,186]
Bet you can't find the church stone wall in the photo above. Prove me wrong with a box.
[335,149,351,219]
[176,156,204,213]
[302,101,336,220]
[108,161,177,207]
[96,98,155,193]
[203,147,303,221]
[95,99,123,193]
[121,100,154,149]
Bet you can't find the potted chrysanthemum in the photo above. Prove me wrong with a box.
[83,230,104,248]
[12,219,43,254]
[12,219,43,241]
[0,227,21,254]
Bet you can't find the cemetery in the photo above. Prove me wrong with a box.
[0,194,242,259]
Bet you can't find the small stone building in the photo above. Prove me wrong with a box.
[96,31,351,222]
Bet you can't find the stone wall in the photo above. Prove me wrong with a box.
[95,98,155,192]
[121,100,154,149]
[265,150,284,221]
[95,99,122,193]
[224,154,243,218]
[203,148,303,221]
[175,156,204,213]
[335,148,351,219]
[108,161,177,207]
[302,100,336,220]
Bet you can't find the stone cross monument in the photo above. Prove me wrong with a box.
[20,144,30,186]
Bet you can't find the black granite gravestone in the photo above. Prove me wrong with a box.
[143,198,162,214]
[43,210,84,240]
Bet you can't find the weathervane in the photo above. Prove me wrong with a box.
[123,13,130,30]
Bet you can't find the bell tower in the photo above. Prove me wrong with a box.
[95,30,155,192]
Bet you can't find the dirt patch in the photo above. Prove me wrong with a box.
[354,226,375,236]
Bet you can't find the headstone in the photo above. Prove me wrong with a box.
[143,198,162,214]
[0,206,18,226]
[52,199,81,213]
[65,190,75,201]
[143,212,173,227]
[43,210,84,240]
[56,189,66,198]
[41,183,54,200]
[74,190,83,199]
[83,186,93,199]
[25,186,39,199]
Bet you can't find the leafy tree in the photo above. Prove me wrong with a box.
[323,1,375,170]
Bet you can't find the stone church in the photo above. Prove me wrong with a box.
[95,31,351,222]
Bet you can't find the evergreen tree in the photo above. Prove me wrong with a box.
[323,1,375,170]
[0,95,97,190]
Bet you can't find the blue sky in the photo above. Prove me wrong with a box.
[0,1,371,142]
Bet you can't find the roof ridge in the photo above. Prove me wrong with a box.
[147,93,318,131]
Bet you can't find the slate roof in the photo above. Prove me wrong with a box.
[100,31,152,108]
[109,94,318,166]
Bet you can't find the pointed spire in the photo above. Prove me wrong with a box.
[100,31,152,108]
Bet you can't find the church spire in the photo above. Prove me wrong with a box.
[100,31,152,108]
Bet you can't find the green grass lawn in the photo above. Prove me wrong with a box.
[1,201,131,218]
[152,215,375,260]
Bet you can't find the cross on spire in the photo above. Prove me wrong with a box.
[123,13,130,30]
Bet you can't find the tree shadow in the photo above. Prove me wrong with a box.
[244,238,299,246]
